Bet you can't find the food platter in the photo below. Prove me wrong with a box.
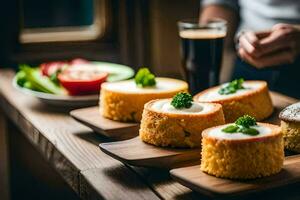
[13,77,99,106]
[97,92,296,169]
[13,61,134,107]
[70,72,300,197]
[72,84,295,138]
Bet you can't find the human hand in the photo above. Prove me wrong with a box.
[237,24,300,68]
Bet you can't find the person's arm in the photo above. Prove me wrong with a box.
[200,3,239,50]
[238,24,300,68]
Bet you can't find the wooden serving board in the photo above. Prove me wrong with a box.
[98,92,297,168]
[170,155,300,197]
[70,107,139,140]
[99,137,201,169]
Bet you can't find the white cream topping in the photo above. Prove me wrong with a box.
[104,78,186,93]
[151,99,214,114]
[197,82,263,101]
[207,124,272,140]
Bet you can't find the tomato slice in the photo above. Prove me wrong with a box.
[58,65,108,95]
[40,61,66,77]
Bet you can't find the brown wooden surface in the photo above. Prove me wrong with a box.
[7,121,80,200]
[1,69,299,200]
[170,155,300,197]
[70,107,140,140]
[265,92,299,125]
[0,69,160,199]
[100,137,201,168]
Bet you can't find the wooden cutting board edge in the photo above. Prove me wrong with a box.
[99,138,202,169]
[70,107,140,139]
[170,154,300,197]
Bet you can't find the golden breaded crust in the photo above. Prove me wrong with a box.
[281,120,300,152]
[201,123,284,179]
[139,101,225,148]
[194,81,274,123]
[100,79,188,122]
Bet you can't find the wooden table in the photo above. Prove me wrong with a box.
[0,69,300,200]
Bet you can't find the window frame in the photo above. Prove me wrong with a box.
[19,0,108,43]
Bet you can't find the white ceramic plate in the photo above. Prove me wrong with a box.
[13,77,99,106]
[13,62,134,107]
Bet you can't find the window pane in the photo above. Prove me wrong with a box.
[22,0,94,28]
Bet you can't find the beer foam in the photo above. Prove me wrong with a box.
[179,29,226,39]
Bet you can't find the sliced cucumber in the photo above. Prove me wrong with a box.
[91,62,134,82]
[18,65,65,95]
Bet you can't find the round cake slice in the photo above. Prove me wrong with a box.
[100,78,188,122]
[139,97,225,148]
[279,102,300,152]
[201,119,284,179]
[194,80,274,123]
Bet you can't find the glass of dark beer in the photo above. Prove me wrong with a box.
[178,19,227,95]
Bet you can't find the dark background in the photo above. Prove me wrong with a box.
[23,0,94,28]
[0,0,200,79]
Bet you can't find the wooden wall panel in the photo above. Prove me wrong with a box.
[149,0,199,78]
[0,112,9,200]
